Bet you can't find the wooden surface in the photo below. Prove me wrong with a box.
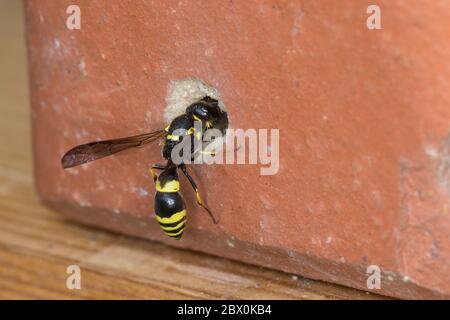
[0,0,384,299]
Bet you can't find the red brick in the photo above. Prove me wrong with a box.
[25,0,450,298]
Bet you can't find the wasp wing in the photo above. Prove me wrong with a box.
[61,129,167,169]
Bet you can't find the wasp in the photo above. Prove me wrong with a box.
[61,96,229,240]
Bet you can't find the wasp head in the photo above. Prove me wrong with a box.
[186,96,229,135]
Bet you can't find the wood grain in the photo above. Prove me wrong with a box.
[0,0,385,300]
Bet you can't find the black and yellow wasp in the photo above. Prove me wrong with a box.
[61,96,229,240]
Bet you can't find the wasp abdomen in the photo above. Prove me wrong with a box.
[154,177,186,240]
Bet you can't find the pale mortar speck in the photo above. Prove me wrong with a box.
[164,78,226,124]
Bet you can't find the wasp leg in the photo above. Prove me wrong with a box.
[200,150,217,156]
[179,164,218,224]
[198,146,242,158]
[191,150,217,162]
[149,163,166,182]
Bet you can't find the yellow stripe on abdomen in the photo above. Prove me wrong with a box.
[159,220,186,231]
[155,209,186,240]
[155,209,186,224]
[165,228,184,237]
[155,180,180,193]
